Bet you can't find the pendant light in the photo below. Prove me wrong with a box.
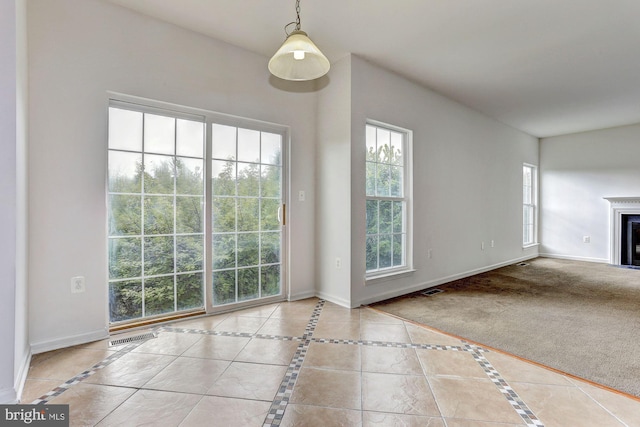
[268,0,330,81]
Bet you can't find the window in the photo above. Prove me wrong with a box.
[107,99,286,324]
[523,164,537,246]
[107,104,206,322]
[365,122,412,276]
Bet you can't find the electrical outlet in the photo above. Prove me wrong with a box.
[335,257,341,269]
[298,190,306,202]
[583,236,591,243]
[491,240,495,248]
[71,276,85,293]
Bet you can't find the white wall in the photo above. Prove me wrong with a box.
[540,123,640,262]
[0,0,18,404]
[350,57,539,306]
[14,0,30,401]
[315,56,353,306]
[28,0,317,352]
[0,0,29,404]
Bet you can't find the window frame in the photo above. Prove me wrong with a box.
[208,120,287,307]
[106,94,289,325]
[365,120,413,281]
[523,163,538,248]
[107,100,208,323]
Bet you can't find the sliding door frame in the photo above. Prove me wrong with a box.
[203,112,290,314]
[107,92,289,322]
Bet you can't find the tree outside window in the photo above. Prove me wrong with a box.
[108,104,285,323]
[365,123,411,275]
[108,106,205,322]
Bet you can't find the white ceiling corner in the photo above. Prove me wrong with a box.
[105,0,640,138]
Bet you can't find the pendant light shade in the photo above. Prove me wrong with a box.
[268,1,330,81]
[269,30,330,81]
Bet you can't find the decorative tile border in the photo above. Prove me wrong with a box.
[159,326,302,342]
[471,350,545,427]
[27,299,545,426]
[310,337,488,353]
[30,340,147,404]
[263,299,325,427]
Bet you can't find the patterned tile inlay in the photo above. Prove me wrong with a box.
[30,340,148,404]
[159,326,303,342]
[26,299,545,427]
[263,299,325,427]
[310,337,487,352]
[471,350,545,426]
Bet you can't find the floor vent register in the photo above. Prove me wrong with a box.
[109,332,157,347]
[421,288,444,297]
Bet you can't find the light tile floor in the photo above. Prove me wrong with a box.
[22,298,640,426]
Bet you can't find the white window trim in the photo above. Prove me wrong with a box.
[365,120,413,283]
[107,92,290,320]
[523,163,538,248]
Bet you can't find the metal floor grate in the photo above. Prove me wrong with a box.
[109,332,157,347]
[517,262,529,266]
[421,288,444,297]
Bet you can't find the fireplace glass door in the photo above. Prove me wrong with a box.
[631,222,640,266]
[622,215,640,266]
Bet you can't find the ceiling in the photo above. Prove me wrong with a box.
[106,0,640,138]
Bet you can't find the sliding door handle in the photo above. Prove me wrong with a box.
[277,204,286,226]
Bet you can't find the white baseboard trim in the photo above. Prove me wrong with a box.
[315,291,351,309]
[288,290,317,302]
[355,254,538,307]
[0,347,32,404]
[31,329,109,355]
[14,347,31,403]
[539,253,609,264]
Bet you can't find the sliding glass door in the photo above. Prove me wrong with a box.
[107,100,286,325]
[210,124,284,306]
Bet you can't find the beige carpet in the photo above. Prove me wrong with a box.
[372,257,640,397]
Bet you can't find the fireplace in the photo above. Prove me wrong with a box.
[605,197,640,265]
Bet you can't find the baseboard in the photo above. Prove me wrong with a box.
[315,291,351,308]
[31,328,109,355]
[356,254,538,307]
[539,253,609,264]
[288,290,316,302]
[0,347,32,404]
[14,347,31,403]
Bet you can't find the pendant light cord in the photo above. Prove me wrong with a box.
[295,0,301,30]
[284,0,302,36]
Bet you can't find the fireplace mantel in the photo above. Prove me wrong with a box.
[604,197,640,264]
[604,197,640,205]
